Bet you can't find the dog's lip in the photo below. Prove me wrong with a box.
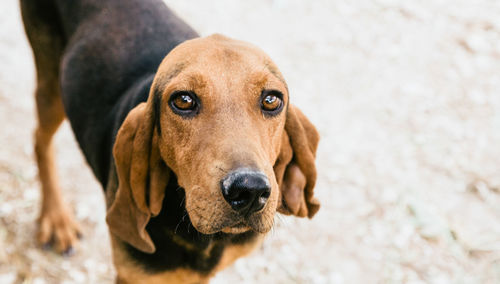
[221,221,251,234]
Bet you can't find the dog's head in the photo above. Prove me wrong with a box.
[106,34,320,253]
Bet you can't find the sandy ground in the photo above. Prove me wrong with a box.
[1,0,500,283]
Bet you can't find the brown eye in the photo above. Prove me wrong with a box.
[260,90,284,115]
[173,93,194,110]
[169,91,200,117]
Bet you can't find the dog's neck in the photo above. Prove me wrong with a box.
[123,173,257,274]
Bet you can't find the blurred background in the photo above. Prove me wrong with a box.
[1,0,499,283]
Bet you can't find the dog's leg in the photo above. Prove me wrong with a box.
[21,0,81,254]
[34,82,82,254]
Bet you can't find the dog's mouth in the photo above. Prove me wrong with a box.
[219,208,275,234]
[186,205,275,235]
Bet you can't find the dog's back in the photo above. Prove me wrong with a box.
[21,0,198,185]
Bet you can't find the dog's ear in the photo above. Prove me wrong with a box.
[106,102,169,253]
[274,105,320,218]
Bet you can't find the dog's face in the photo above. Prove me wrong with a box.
[107,34,320,253]
[154,35,287,234]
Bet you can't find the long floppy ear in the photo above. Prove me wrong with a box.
[106,102,169,253]
[275,105,320,218]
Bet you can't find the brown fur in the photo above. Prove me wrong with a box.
[276,106,321,217]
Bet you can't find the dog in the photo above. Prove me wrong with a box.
[20,0,320,282]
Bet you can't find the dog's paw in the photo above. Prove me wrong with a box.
[37,207,82,255]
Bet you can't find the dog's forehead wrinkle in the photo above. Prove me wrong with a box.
[154,62,186,91]
[161,53,276,103]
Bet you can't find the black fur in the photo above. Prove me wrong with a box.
[126,174,257,273]
[56,0,198,186]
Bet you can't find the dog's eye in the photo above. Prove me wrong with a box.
[169,91,200,117]
[260,90,284,115]
[172,93,195,110]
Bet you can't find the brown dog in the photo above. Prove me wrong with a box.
[21,0,319,282]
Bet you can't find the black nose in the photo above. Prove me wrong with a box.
[221,170,271,215]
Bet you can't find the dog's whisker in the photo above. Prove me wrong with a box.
[179,194,186,207]
[174,212,189,234]
[215,165,228,174]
